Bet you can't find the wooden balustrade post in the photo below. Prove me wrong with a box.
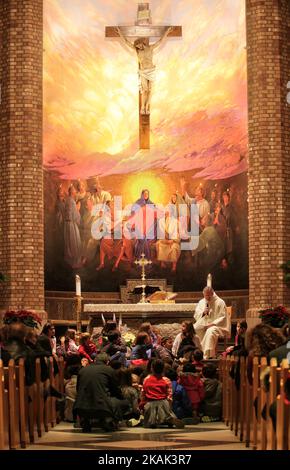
[239,356,246,442]
[259,357,268,450]
[269,357,278,450]
[252,357,259,450]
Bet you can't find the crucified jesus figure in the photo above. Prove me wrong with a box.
[115,26,173,115]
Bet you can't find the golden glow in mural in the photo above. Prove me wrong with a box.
[44,0,248,293]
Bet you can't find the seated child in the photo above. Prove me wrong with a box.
[178,363,205,423]
[225,320,247,356]
[191,349,204,374]
[78,333,97,363]
[200,363,222,422]
[130,332,153,366]
[118,368,141,426]
[101,329,127,365]
[141,359,184,428]
[166,368,192,419]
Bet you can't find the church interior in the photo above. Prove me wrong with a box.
[0,0,289,455]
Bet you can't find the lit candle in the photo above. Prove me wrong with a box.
[76,275,81,297]
[207,273,212,288]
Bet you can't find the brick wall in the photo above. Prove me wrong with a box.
[0,0,44,311]
[246,0,290,309]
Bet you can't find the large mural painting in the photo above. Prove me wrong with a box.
[44,0,248,293]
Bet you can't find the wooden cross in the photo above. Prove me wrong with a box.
[105,2,182,150]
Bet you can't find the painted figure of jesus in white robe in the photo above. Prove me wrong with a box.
[194,287,230,359]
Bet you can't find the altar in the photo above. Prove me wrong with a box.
[84,302,196,331]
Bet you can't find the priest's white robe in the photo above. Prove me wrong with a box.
[194,294,230,359]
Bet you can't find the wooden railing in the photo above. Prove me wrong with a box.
[219,355,290,450]
[0,357,65,450]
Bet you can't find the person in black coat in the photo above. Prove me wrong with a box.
[74,353,131,432]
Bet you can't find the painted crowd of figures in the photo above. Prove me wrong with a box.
[53,177,247,275]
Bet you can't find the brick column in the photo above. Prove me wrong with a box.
[0,0,45,312]
[246,0,290,325]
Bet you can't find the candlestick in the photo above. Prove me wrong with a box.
[76,275,81,297]
[74,295,83,333]
[207,273,212,288]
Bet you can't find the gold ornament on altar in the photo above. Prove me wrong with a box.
[134,253,152,303]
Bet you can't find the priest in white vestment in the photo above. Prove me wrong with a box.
[194,287,230,359]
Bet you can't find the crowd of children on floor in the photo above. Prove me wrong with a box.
[50,319,223,431]
[1,308,289,433]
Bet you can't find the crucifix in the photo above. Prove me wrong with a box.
[105,3,182,150]
[135,253,152,303]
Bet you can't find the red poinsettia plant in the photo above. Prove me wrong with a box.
[259,305,290,328]
[3,310,42,329]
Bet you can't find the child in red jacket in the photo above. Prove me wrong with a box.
[78,333,97,363]
[178,363,204,423]
[141,359,184,429]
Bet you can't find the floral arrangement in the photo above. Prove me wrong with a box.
[259,305,290,328]
[122,331,136,348]
[3,310,42,329]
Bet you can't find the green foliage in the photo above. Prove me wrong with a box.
[0,272,7,282]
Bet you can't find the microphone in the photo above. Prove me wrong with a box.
[203,302,209,317]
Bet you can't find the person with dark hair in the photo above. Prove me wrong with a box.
[246,323,285,385]
[95,319,118,351]
[138,322,160,347]
[1,322,36,386]
[165,369,192,420]
[57,329,79,359]
[141,359,184,428]
[191,349,204,374]
[156,336,175,364]
[268,319,290,365]
[38,322,57,356]
[130,332,153,365]
[226,320,247,356]
[74,353,130,432]
[172,321,201,359]
[200,363,222,422]
[178,363,205,423]
[117,368,141,426]
[101,330,127,365]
